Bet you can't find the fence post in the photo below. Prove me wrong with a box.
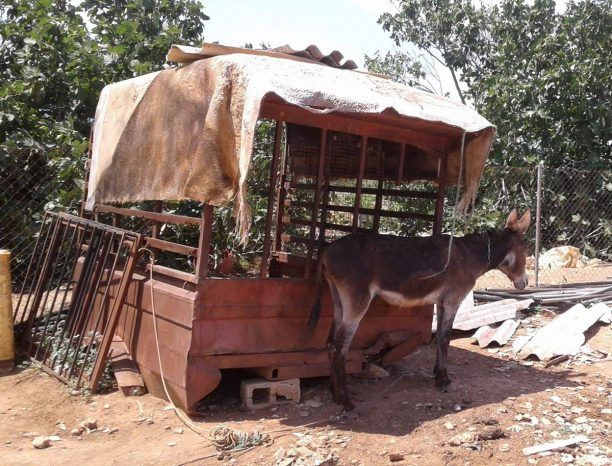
[534,163,543,287]
[0,250,14,372]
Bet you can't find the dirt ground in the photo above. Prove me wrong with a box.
[1,315,610,466]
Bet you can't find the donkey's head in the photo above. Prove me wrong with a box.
[496,209,531,290]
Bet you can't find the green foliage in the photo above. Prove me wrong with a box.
[0,0,208,281]
[378,0,612,169]
[82,0,209,78]
[364,50,434,93]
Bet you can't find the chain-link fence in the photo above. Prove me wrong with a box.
[2,155,611,292]
[0,152,84,291]
[466,166,612,289]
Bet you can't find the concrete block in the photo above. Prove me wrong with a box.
[240,378,300,410]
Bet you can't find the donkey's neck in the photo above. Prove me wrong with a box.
[461,230,515,275]
[460,233,493,276]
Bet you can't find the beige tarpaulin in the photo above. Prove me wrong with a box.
[87,50,495,242]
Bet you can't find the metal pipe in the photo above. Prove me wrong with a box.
[534,163,543,287]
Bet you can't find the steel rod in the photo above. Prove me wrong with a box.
[33,220,73,359]
[14,212,49,320]
[535,163,543,287]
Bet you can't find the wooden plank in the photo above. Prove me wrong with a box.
[352,136,368,231]
[145,263,197,284]
[95,204,201,226]
[260,101,451,154]
[398,142,406,183]
[195,205,214,280]
[305,128,327,278]
[144,237,197,257]
[292,183,438,199]
[260,120,284,278]
[150,201,163,238]
[433,154,448,235]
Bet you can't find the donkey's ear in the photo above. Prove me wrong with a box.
[505,209,519,230]
[515,209,531,235]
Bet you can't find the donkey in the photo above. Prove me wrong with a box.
[308,209,531,410]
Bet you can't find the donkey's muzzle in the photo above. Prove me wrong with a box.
[513,276,528,290]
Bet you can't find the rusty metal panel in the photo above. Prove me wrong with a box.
[472,319,519,348]
[13,212,141,391]
[192,278,433,356]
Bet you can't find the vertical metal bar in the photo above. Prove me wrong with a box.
[433,154,449,235]
[352,136,368,231]
[195,205,214,281]
[41,223,87,365]
[89,234,124,348]
[535,163,543,287]
[397,143,406,184]
[22,215,63,344]
[305,128,327,278]
[61,230,111,377]
[89,234,141,392]
[33,219,73,359]
[260,120,284,278]
[14,211,49,321]
[74,232,122,386]
[65,228,102,336]
[16,213,54,324]
[54,228,104,374]
[79,125,93,218]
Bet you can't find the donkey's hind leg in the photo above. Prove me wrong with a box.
[327,283,372,410]
[326,280,343,399]
[434,300,460,390]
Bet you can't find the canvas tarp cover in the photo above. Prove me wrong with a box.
[87,52,495,240]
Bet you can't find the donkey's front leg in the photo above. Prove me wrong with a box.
[434,301,460,390]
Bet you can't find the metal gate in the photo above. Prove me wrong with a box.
[13,212,141,391]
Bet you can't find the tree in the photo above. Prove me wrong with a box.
[379,0,612,169]
[364,50,447,95]
[0,0,209,280]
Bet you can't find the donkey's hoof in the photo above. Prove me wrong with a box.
[341,400,356,412]
[434,374,451,390]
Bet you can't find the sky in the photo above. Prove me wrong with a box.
[202,0,465,100]
[203,0,397,68]
[201,1,569,103]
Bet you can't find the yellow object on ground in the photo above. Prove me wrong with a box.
[0,250,14,371]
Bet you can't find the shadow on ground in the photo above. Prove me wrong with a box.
[191,337,580,437]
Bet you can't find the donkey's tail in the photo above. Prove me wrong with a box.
[307,259,325,335]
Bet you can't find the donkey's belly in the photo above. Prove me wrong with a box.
[374,287,440,307]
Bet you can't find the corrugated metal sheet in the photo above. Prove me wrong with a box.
[167,42,358,70]
[452,299,533,331]
[472,319,519,347]
[518,302,611,360]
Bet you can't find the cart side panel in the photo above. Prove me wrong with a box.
[191,278,433,356]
